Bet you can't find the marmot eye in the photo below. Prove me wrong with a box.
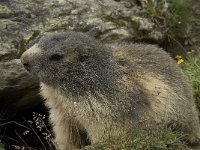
[49,54,63,61]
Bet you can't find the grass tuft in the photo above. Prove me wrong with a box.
[85,128,189,150]
[183,53,200,110]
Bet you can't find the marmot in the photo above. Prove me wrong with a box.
[21,31,200,150]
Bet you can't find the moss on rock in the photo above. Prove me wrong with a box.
[0,5,11,15]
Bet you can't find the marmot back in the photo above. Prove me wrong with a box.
[21,31,200,150]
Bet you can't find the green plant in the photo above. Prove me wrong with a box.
[146,0,195,54]
[167,0,192,39]
[0,112,56,150]
[0,140,5,150]
[85,128,188,150]
[146,0,167,17]
[183,53,200,110]
[147,0,192,34]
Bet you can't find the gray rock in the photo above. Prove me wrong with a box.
[0,59,40,113]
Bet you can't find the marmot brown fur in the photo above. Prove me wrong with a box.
[21,31,200,150]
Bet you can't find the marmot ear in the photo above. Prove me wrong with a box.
[76,46,91,62]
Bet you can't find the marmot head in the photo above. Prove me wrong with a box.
[21,32,115,95]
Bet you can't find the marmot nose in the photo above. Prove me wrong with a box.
[21,52,31,71]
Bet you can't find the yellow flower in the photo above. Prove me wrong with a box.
[177,59,184,65]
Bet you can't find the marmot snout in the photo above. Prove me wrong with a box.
[21,31,200,150]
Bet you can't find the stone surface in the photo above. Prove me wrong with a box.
[0,59,40,113]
